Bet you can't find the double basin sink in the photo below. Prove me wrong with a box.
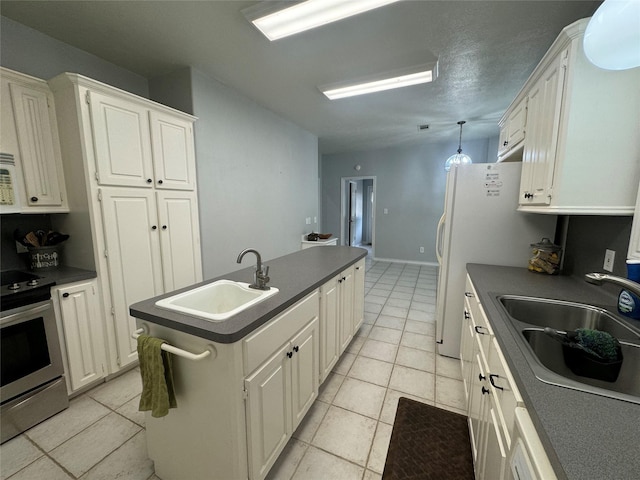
[495,295,640,405]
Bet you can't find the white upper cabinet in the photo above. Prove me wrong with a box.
[499,19,640,215]
[0,67,68,212]
[149,111,196,190]
[498,97,527,160]
[89,92,195,190]
[89,91,154,188]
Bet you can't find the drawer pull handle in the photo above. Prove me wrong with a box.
[474,326,487,335]
[464,292,474,298]
[489,374,504,390]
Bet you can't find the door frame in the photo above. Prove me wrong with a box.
[340,176,376,257]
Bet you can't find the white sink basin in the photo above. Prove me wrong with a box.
[155,279,279,322]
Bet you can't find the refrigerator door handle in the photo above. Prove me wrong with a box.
[436,213,446,264]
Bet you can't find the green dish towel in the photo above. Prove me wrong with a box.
[137,334,177,417]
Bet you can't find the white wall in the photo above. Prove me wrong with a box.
[190,69,319,278]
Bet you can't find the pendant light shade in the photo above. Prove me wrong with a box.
[444,121,472,171]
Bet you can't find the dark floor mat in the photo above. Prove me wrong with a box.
[382,397,475,480]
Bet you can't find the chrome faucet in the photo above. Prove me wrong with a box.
[237,248,270,290]
[585,272,640,298]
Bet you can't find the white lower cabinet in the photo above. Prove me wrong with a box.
[244,292,319,480]
[462,273,555,480]
[352,259,365,332]
[52,279,106,394]
[319,275,340,381]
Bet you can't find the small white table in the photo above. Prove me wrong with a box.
[301,235,338,249]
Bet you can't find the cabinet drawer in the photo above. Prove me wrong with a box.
[243,290,319,375]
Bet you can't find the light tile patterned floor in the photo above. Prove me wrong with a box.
[1,256,465,480]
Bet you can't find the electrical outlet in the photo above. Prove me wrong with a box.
[419,247,424,253]
[603,249,615,272]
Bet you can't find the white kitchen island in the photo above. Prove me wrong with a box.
[130,247,366,480]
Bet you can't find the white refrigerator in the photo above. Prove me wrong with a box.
[434,162,556,358]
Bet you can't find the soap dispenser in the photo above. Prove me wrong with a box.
[618,259,640,319]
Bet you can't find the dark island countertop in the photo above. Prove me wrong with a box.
[467,264,640,480]
[130,246,367,344]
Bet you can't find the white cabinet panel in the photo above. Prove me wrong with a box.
[319,275,340,381]
[150,111,196,190]
[245,343,291,480]
[290,320,318,428]
[352,259,365,333]
[100,188,164,368]
[89,91,154,188]
[155,191,202,291]
[53,279,106,393]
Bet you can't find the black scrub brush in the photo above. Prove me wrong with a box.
[544,327,623,382]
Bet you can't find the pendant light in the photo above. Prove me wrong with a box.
[444,121,472,172]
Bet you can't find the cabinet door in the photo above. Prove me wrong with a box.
[156,191,202,292]
[290,319,319,430]
[319,275,340,381]
[339,267,354,353]
[245,343,291,480]
[482,402,508,480]
[520,51,566,206]
[100,188,164,368]
[352,260,365,334]
[9,83,64,207]
[506,99,526,151]
[89,91,154,188]
[55,281,106,392]
[460,296,474,402]
[149,111,196,191]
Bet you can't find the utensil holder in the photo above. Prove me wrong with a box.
[28,246,61,270]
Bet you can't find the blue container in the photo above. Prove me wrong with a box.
[618,260,640,319]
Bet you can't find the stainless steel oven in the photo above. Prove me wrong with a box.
[1,270,68,444]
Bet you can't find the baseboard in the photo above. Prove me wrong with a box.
[372,257,439,268]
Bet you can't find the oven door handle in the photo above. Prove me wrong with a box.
[1,300,52,327]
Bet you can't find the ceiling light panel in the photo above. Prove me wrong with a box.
[246,0,401,41]
[320,62,438,100]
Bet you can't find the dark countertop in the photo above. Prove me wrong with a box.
[467,264,640,480]
[39,266,97,286]
[130,246,368,344]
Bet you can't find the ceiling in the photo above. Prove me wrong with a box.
[1,1,601,155]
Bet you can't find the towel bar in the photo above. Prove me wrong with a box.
[132,327,214,361]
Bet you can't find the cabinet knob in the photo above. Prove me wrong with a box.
[62,292,70,298]
[479,373,486,381]
[464,310,470,319]
[158,179,164,185]
[482,386,490,395]
[152,225,157,230]
[293,346,299,353]
[147,178,153,183]
[503,140,508,146]
[162,225,167,230]
[286,351,293,358]
[30,196,38,202]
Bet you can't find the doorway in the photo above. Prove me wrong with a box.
[341,176,376,257]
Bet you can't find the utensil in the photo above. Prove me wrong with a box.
[25,232,40,247]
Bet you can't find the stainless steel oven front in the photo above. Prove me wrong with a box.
[1,299,69,443]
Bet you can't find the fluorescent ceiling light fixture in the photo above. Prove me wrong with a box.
[245,0,401,41]
[320,63,437,100]
[583,0,640,70]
